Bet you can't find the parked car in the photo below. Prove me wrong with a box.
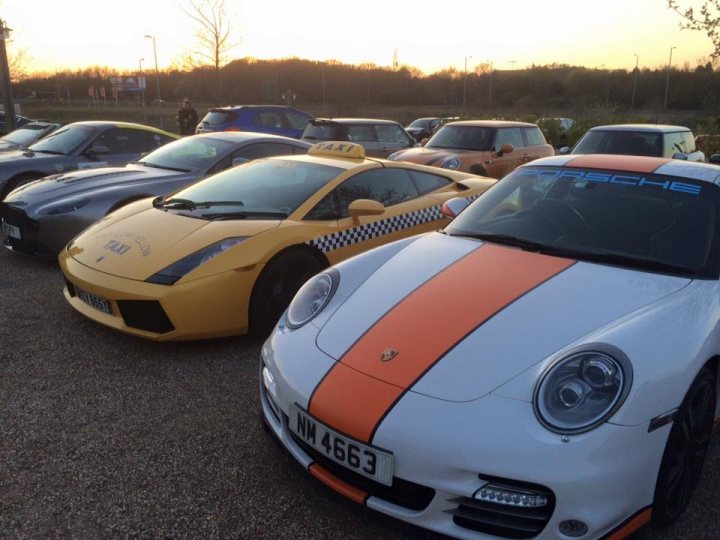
[563,124,705,161]
[405,116,458,142]
[0,121,62,152]
[1,132,312,257]
[0,121,178,199]
[302,118,417,158]
[262,153,720,540]
[0,112,32,135]
[536,117,575,149]
[389,120,555,178]
[195,105,313,139]
[58,142,495,341]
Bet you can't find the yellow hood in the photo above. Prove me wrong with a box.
[68,206,281,280]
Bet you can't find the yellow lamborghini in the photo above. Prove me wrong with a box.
[59,142,496,340]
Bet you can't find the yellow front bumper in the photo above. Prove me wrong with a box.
[59,250,263,341]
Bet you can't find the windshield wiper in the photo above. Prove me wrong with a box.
[136,161,192,172]
[153,197,198,209]
[32,149,66,155]
[200,210,288,220]
[449,232,548,252]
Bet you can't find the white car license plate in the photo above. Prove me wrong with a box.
[1,220,20,239]
[290,404,393,486]
[77,287,112,314]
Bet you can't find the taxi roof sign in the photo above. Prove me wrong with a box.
[308,142,365,160]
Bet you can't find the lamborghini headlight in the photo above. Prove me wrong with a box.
[286,269,339,329]
[37,197,90,215]
[441,157,460,170]
[146,237,247,285]
[534,347,632,434]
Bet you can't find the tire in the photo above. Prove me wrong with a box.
[653,366,716,527]
[249,249,326,335]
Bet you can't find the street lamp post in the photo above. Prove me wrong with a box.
[138,58,147,121]
[144,34,163,127]
[664,46,676,109]
[631,54,639,110]
[463,55,472,109]
[0,18,15,133]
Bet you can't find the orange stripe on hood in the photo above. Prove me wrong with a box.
[309,243,575,443]
[568,154,669,174]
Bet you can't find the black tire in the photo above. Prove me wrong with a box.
[653,366,716,527]
[249,249,326,335]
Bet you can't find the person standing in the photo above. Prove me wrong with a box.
[177,98,198,136]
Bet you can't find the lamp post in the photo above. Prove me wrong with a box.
[631,54,639,110]
[664,46,676,109]
[138,58,147,121]
[144,34,163,127]
[0,18,15,133]
[462,55,472,109]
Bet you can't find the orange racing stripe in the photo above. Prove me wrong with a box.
[568,154,669,174]
[309,243,575,443]
[603,507,652,540]
[309,463,368,504]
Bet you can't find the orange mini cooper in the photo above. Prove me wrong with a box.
[388,120,554,178]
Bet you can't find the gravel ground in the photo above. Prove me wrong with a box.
[0,246,718,539]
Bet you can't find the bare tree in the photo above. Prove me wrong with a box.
[668,0,720,61]
[182,0,237,102]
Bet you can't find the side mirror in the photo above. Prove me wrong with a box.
[672,152,688,160]
[348,199,385,223]
[709,154,720,165]
[87,145,110,156]
[496,143,514,157]
[232,157,250,167]
[558,146,571,155]
[440,197,470,219]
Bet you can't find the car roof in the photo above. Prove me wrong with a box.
[65,120,178,135]
[444,120,538,128]
[525,154,720,185]
[210,105,303,112]
[311,118,402,125]
[589,124,692,133]
[192,131,312,145]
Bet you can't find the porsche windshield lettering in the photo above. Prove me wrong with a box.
[517,167,702,196]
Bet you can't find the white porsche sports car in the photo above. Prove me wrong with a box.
[260,154,720,539]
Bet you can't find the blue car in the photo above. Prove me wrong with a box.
[195,105,313,139]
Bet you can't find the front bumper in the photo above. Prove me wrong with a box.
[260,325,667,540]
[59,249,262,341]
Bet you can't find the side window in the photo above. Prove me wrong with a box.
[376,124,411,144]
[682,131,697,154]
[347,125,376,142]
[335,169,419,217]
[523,127,547,146]
[494,128,524,150]
[146,132,173,151]
[93,128,148,154]
[286,112,311,130]
[254,112,284,129]
[407,169,452,195]
[664,132,692,157]
[305,191,340,220]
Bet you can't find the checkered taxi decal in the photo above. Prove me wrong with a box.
[307,194,480,253]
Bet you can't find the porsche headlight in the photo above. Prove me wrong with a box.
[286,269,339,329]
[38,197,90,215]
[146,237,247,285]
[534,347,632,434]
[441,157,460,170]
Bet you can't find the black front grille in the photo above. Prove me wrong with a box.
[448,477,555,539]
[64,277,77,297]
[0,203,39,232]
[291,432,435,511]
[117,300,174,334]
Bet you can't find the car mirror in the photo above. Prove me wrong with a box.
[497,143,514,157]
[440,197,470,219]
[86,145,110,156]
[558,147,571,155]
[672,152,689,160]
[709,154,720,165]
[348,199,385,223]
[232,157,250,167]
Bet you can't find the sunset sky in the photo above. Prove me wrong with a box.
[0,0,715,75]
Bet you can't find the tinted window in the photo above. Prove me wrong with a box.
[427,125,495,151]
[286,112,311,130]
[573,130,662,157]
[376,124,411,144]
[347,125,376,142]
[332,169,419,218]
[93,128,148,154]
[494,128,524,149]
[254,112,284,129]
[303,123,340,140]
[141,136,236,171]
[523,127,547,146]
[237,142,300,160]
[201,110,237,126]
[408,169,451,194]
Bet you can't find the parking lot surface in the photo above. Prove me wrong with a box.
[0,247,718,539]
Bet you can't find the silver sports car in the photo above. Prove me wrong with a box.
[0,132,312,257]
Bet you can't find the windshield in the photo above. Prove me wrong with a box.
[1,124,51,146]
[446,166,720,278]
[427,125,495,151]
[408,119,433,129]
[201,110,237,126]
[28,125,95,155]
[163,158,343,219]
[139,136,235,171]
[302,123,339,140]
[573,130,663,157]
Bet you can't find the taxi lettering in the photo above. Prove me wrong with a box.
[103,239,132,255]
